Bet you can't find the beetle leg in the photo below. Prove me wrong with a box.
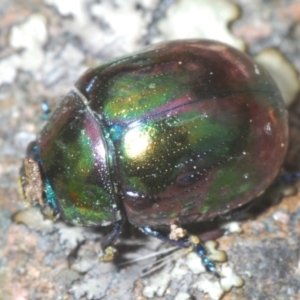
[140,226,219,276]
[101,220,124,250]
[277,172,300,184]
[99,220,124,262]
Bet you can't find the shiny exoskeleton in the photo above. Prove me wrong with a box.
[20,40,288,274]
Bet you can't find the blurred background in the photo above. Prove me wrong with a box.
[1,1,300,299]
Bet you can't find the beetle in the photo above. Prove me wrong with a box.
[20,39,288,275]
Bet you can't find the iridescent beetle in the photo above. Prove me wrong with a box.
[20,40,289,275]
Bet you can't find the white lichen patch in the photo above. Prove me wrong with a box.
[0,14,48,85]
[46,0,156,56]
[89,1,150,53]
[45,0,87,26]
[142,267,171,298]
[170,256,190,279]
[13,207,53,231]
[71,277,113,300]
[219,263,244,291]
[255,49,300,107]
[174,292,192,300]
[70,249,118,299]
[185,241,243,299]
[68,236,244,300]
[142,285,157,298]
[222,221,243,234]
[192,262,244,300]
[71,257,97,273]
[158,0,245,51]
[44,43,86,85]
[57,224,86,250]
[186,252,206,274]
[194,277,225,300]
[9,14,47,51]
[204,240,227,262]
[0,55,21,85]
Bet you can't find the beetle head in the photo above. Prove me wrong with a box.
[20,141,59,220]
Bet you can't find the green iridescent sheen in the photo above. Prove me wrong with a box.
[103,72,189,121]
[201,165,255,214]
[38,93,117,226]
[118,96,249,197]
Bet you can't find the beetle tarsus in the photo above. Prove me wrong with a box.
[140,226,190,247]
[193,243,219,277]
[140,226,220,276]
[278,172,300,184]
